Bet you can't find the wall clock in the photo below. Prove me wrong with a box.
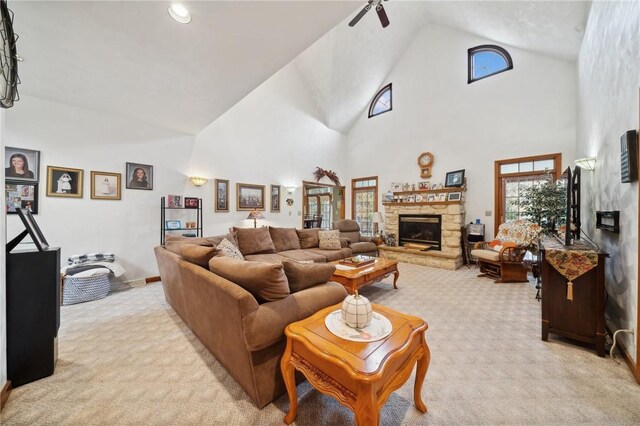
[417,152,434,178]
[0,0,19,109]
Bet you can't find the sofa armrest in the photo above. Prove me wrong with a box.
[360,235,374,243]
[339,237,351,248]
[242,282,347,351]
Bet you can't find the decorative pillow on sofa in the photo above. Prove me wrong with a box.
[296,228,320,249]
[268,227,301,252]
[216,238,245,260]
[233,227,277,256]
[318,230,341,250]
[205,231,238,247]
[179,244,219,268]
[209,257,289,303]
[282,260,336,293]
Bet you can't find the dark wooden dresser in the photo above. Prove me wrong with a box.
[540,238,608,356]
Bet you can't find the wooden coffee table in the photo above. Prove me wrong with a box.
[281,303,430,425]
[330,258,399,294]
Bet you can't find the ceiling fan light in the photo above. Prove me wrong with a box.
[168,4,192,24]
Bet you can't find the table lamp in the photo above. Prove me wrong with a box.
[247,210,265,228]
[372,211,384,236]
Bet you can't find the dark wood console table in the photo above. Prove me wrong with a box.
[540,238,608,356]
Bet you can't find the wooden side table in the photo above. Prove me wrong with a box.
[329,258,399,295]
[281,303,430,425]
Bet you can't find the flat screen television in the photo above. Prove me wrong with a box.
[6,207,49,252]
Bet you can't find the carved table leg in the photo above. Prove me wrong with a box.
[413,337,430,413]
[355,385,380,426]
[280,341,297,424]
[392,269,399,289]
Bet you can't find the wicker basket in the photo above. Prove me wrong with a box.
[63,272,111,305]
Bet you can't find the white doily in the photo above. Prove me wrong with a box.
[324,310,392,342]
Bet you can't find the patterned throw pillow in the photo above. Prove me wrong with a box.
[216,238,244,260]
[318,230,341,250]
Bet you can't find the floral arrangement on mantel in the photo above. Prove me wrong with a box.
[313,167,341,186]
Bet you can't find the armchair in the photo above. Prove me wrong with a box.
[470,220,541,283]
[332,219,378,256]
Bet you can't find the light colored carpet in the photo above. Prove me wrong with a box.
[3,263,640,425]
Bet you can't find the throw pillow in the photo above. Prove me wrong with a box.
[296,228,320,249]
[282,260,336,293]
[209,257,290,303]
[179,244,219,268]
[318,230,341,250]
[216,238,245,260]
[268,227,301,252]
[233,227,277,256]
[205,231,238,247]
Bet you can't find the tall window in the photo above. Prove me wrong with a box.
[468,45,513,84]
[368,83,392,118]
[352,176,378,236]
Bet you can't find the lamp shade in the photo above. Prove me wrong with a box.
[574,157,596,171]
[246,210,265,220]
[372,212,384,224]
[189,176,208,186]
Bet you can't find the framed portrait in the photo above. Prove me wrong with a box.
[46,166,83,198]
[271,185,281,212]
[438,193,447,201]
[126,162,153,190]
[237,183,265,211]
[445,169,465,188]
[16,208,49,251]
[184,197,199,209]
[448,192,462,201]
[215,179,229,212]
[165,220,182,230]
[418,181,430,190]
[90,171,121,200]
[426,194,436,202]
[6,182,38,214]
[5,146,39,182]
[167,194,183,208]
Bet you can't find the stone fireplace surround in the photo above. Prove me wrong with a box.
[379,203,465,270]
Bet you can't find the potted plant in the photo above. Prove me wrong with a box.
[516,178,567,235]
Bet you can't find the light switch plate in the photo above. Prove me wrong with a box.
[485,210,492,216]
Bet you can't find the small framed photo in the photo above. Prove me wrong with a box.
[46,166,83,198]
[16,208,49,251]
[438,193,447,201]
[418,181,430,190]
[448,192,462,201]
[167,194,183,208]
[90,171,121,200]
[431,183,438,190]
[165,220,182,230]
[445,169,465,188]
[184,197,199,209]
[390,182,402,192]
[6,182,38,214]
[5,147,40,182]
[237,183,265,211]
[215,179,229,212]
[407,195,416,202]
[126,162,153,190]
[271,185,281,212]
[426,194,436,202]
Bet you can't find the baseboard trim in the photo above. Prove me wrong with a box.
[606,325,639,384]
[1,380,12,411]
[145,275,161,284]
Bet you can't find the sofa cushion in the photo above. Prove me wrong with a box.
[179,244,219,268]
[205,231,238,247]
[333,219,361,233]
[278,249,326,263]
[243,253,285,263]
[470,249,500,262]
[216,238,245,260]
[233,227,277,256]
[165,235,214,246]
[268,227,301,252]
[318,230,341,250]
[349,241,378,255]
[296,228,320,249]
[282,260,336,293]
[209,257,290,303]
[306,247,352,262]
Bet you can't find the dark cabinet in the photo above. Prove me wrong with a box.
[540,240,608,356]
[6,248,61,386]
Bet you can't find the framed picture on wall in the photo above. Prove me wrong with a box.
[445,169,465,188]
[215,179,229,212]
[237,183,265,211]
[5,146,40,182]
[126,162,153,190]
[46,166,84,198]
[271,185,281,212]
[6,182,38,214]
[90,171,121,200]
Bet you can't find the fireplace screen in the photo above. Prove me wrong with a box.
[398,214,441,250]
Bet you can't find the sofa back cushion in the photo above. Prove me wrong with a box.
[216,238,245,260]
[233,227,277,256]
[209,257,290,303]
[341,231,361,244]
[179,244,220,268]
[296,228,320,249]
[165,235,213,246]
[268,227,301,252]
[282,260,336,293]
[318,230,341,250]
[205,231,238,247]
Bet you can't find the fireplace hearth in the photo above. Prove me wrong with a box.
[398,214,441,250]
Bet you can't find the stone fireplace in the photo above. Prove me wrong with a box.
[379,203,465,270]
[398,214,441,250]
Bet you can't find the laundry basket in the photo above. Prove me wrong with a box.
[63,270,111,305]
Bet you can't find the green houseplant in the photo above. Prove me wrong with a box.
[516,178,567,235]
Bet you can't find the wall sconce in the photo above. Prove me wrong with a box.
[285,186,296,206]
[189,176,208,186]
[574,157,596,171]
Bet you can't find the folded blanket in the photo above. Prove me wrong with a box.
[65,264,111,276]
[68,252,115,265]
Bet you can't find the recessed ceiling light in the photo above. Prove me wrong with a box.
[168,3,191,24]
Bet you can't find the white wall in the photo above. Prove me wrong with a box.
[577,0,640,362]
[5,96,195,281]
[191,62,347,235]
[346,25,578,238]
[1,109,6,397]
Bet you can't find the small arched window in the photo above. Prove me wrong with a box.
[368,83,392,118]
[468,45,513,84]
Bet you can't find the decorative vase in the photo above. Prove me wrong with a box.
[341,291,372,329]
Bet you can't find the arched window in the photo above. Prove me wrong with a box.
[368,83,392,118]
[468,45,513,84]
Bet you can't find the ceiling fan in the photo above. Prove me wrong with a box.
[349,0,390,28]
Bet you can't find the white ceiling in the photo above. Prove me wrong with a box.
[10,1,591,135]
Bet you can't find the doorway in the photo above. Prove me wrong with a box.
[302,181,345,229]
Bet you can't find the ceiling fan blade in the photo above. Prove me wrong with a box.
[376,3,390,28]
[348,3,372,27]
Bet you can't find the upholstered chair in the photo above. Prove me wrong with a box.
[332,219,378,256]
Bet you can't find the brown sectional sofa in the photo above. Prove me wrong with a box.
[154,227,357,408]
